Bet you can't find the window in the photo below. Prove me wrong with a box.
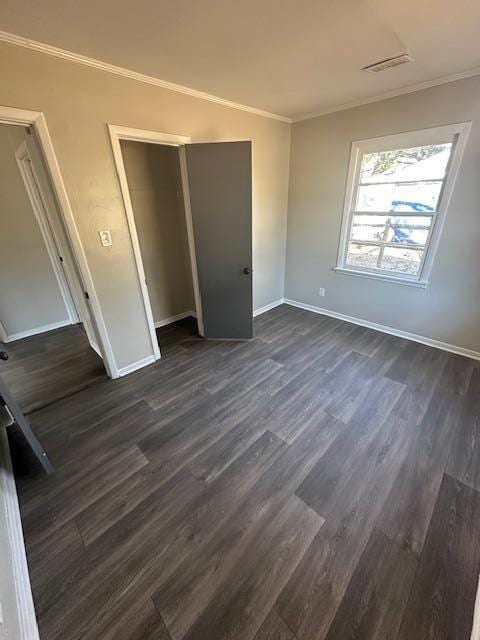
[335,123,470,286]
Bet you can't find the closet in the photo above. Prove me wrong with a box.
[121,140,196,343]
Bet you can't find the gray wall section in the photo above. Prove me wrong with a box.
[121,141,195,325]
[0,124,69,338]
[286,75,480,353]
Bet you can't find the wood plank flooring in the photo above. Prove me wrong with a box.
[0,323,106,413]
[7,305,480,640]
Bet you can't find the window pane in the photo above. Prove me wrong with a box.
[360,143,452,183]
[346,243,380,270]
[380,246,423,276]
[351,215,387,242]
[350,214,431,245]
[356,181,442,213]
[340,134,459,281]
[385,216,431,246]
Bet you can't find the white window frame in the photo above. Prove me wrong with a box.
[334,122,471,288]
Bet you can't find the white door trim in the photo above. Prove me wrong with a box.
[0,428,40,640]
[0,319,8,342]
[107,124,204,361]
[178,146,204,336]
[14,140,79,325]
[0,106,118,378]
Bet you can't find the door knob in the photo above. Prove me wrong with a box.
[243,267,253,275]
[0,352,8,361]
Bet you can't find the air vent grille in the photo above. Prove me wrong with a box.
[362,54,414,73]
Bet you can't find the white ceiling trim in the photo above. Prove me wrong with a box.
[0,29,292,124]
[2,28,480,125]
[294,65,480,122]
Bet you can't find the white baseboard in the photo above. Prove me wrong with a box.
[120,311,197,377]
[284,298,480,361]
[2,319,72,343]
[0,428,40,640]
[154,310,197,328]
[117,354,157,377]
[253,298,285,318]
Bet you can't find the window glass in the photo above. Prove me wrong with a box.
[359,144,452,182]
[338,135,459,281]
[380,246,423,276]
[356,181,443,213]
[350,214,431,246]
[346,243,380,270]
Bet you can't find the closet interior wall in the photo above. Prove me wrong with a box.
[120,140,195,330]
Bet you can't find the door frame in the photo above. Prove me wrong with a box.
[15,140,80,325]
[0,105,117,378]
[0,319,8,343]
[107,124,204,361]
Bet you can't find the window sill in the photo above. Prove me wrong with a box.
[333,266,428,289]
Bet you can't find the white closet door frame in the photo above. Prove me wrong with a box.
[15,140,79,325]
[107,124,204,362]
[0,320,8,343]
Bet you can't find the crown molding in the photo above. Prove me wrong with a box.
[3,28,480,126]
[0,29,292,124]
[293,65,480,122]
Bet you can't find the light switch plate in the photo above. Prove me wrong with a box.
[99,230,112,247]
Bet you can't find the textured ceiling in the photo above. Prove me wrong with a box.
[1,0,480,119]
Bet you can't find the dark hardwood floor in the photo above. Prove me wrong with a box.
[8,305,480,640]
[0,323,106,414]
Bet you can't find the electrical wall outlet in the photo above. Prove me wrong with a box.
[318,287,326,297]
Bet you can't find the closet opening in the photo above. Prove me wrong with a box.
[109,124,253,366]
[119,139,199,354]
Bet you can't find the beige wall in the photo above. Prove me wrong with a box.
[121,140,194,325]
[0,41,290,369]
[0,124,69,338]
[286,75,480,353]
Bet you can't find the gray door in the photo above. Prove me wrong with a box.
[185,141,253,339]
[0,352,53,474]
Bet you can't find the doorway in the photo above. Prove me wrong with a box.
[0,114,109,411]
[120,139,198,353]
[0,105,117,378]
[109,125,254,363]
[14,136,80,331]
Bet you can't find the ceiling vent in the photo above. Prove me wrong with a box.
[362,53,414,73]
